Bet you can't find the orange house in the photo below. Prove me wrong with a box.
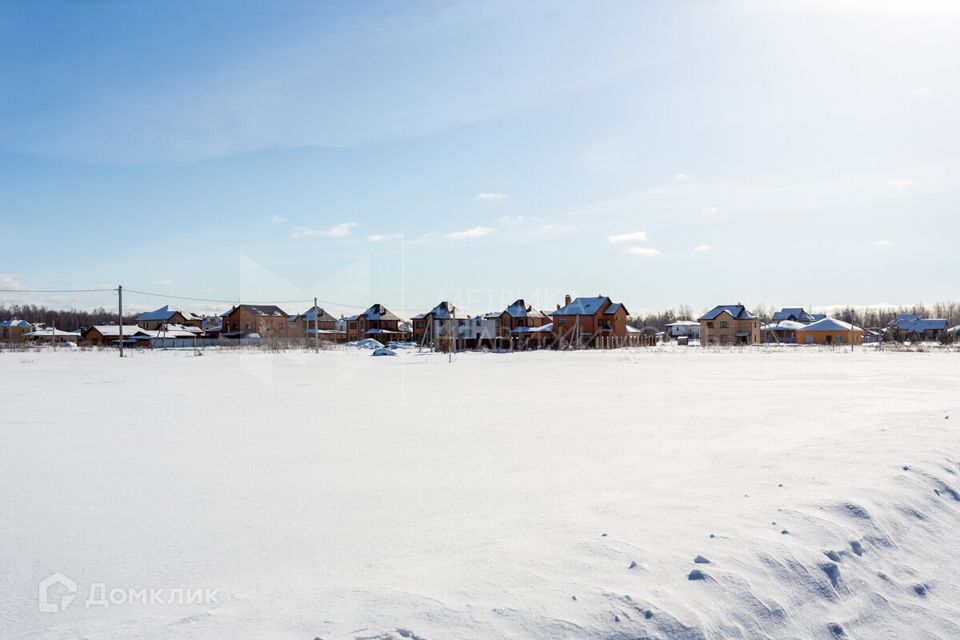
[795,317,863,346]
[550,295,631,348]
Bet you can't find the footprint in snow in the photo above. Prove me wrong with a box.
[693,555,711,564]
[688,569,708,581]
[628,560,638,570]
[827,622,846,638]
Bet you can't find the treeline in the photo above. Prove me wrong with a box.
[827,303,960,329]
[0,303,138,330]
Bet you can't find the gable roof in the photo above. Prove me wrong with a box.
[552,296,627,316]
[762,320,807,331]
[346,304,401,322]
[771,307,816,322]
[799,317,862,333]
[297,307,337,323]
[495,299,550,320]
[136,305,190,322]
[413,301,468,320]
[221,304,288,318]
[698,304,756,321]
[0,318,33,328]
[86,325,149,337]
[889,314,947,332]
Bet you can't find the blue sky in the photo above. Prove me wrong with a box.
[1,0,958,318]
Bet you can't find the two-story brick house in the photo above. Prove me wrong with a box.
[698,304,760,346]
[221,304,290,338]
[345,304,409,342]
[550,295,630,347]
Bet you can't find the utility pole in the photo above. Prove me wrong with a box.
[118,284,124,358]
[314,297,319,354]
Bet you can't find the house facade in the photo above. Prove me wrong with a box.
[698,304,761,346]
[550,295,631,348]
[412,301,469,345]
[288,307,341,340]
[887,314,947,341]
[0,318,35,342]
[221,305,290,338]
[80,325,149,347]
[345,304,409,342]
[664,320,700,339]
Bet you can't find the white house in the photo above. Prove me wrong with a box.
[664,320,700,339]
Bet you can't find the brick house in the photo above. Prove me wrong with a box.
[221,304,290,338]
[698,304,761,346]
[288,306,340,338]
[412,301,468,345]
[485,299,553,348]
[0,318,35,342]
[550,295,632,348]
[345,304,410,342]
[79,325,149,347]
[136,305,203,330]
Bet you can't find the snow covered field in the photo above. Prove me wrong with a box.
[2,347,959,639]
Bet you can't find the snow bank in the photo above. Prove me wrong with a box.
[2,348,959,639]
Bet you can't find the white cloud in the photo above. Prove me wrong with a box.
[447,226,494,240]
[673,173,691,182]
[694,244,712,252]
[607,230,648,243]
[0,274,25,290]
[367,233,402,242]
[292,222,358,239]
[874,240,893,248]
[886,179,915,191]
[497,215,525,224]
[270,215,288,224]
[476,192,507,201]
[912,87,933,97]
[290,226,318,238]
[624,247,659,257]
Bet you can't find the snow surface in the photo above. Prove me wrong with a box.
[2,348,960,639]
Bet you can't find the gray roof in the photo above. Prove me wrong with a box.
[496,299,550,320]
[413,301,468,320]
[801,317,862,332]
[136,305,200,322]
[552,296,626,316]
[889,314,947,332]
[0,318,33,328]
[222,304,288,318]
[698,304,756,321]
[347,304,401,322]
[297,307,337,323]
[771,307,815,323]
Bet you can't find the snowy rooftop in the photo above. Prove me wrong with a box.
[771,307,816,322]
[222,304,288,318]
[800,317,863,332]
[664,320,699,327]
[698,304,756,321]
[413,301,468,320]
[297,307,337,323]
[552,296,625,316]
[889,314,947,332]
[136,305,201,322]
[762,320,807,331]
[347,304,401,322]
[0,318,33,328]
[88,325,148,337]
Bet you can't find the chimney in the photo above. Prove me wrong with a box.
[556,304,561,310]
[564,294,572,306]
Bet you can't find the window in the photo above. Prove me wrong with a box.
[707,322,714,328]
[719,321,728,329]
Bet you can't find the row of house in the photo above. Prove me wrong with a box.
[3,301,954,350]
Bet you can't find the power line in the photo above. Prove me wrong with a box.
[0,288,114,293]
